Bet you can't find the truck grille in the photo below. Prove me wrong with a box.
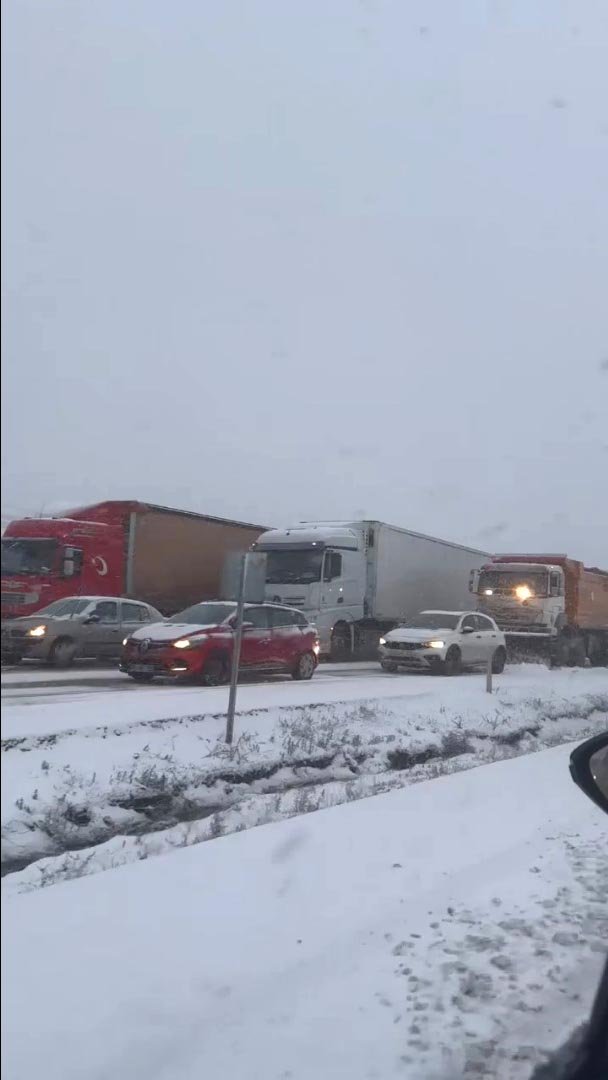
[1,593,29,606]
[2,627,27,642]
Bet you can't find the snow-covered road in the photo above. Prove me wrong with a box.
[3,741,606,1080]
[3,663,607,740]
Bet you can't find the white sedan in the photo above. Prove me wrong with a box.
[379,610,507,676]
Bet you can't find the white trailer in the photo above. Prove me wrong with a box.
[254,521,489,658]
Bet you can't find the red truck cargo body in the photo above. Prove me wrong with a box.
[1,501,266,619]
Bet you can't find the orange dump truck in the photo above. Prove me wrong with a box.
[472,554,608,666]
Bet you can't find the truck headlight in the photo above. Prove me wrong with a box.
[427,640,445,649]
[515,585,533,601]
[27,625,46,638]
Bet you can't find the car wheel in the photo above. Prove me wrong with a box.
[200,653,229,686]
[49,638,77,668]
[128,672,154,683]
[491,647,507,674]
[380,660,398,673]
[443,646,461,676]
[292,652,316,681]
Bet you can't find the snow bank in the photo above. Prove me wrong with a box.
[3,743,607,1080]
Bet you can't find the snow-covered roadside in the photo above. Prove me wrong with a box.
[2,667,606,887]
[3,743,607,1080]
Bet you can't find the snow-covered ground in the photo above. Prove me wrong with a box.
[2,665,606,884]
[3,742,606,1080]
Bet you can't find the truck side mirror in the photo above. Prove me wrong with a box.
[469,569,479,593]
[83,614,100,625]
[63,547,83,578]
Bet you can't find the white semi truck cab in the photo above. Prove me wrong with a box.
[255,521,489,659]
[253,524,366,656]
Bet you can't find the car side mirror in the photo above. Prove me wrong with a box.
[83,614,100,625]
[570,732,608,815]
[461,626,474,635]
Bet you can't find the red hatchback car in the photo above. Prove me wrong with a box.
[120,601,319,684]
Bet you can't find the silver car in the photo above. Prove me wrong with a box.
[1,596,164,667]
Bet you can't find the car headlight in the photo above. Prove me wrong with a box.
[379,636,387,646]
[427,640,445,649]
[122,637,129,646]
[27,625,46,638]
[312,642,320,655]
[173,635,207,649]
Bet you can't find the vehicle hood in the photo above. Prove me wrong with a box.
[386,628,452,643]
[3,613,85,629]
[130,622,222,642]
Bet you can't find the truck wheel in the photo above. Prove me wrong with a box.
[292,652,316,681]
[49,638,77,668]
[491,647,507,674]
[443,646,461,676]
[330,624,352,661]
[380,661,398,673]
[200,653,229,686]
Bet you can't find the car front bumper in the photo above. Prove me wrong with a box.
[379,644,446,669]
[120,645,203,679]
[1,626,49,660]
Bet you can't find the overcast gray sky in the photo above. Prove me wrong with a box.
[2,0,607,563]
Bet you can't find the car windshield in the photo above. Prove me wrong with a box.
[264,550,323,584]
[1,538,58,576]
[402,612,461,630]
[168,602,236,625]
[35,598,91,617]
[479,570,548,597]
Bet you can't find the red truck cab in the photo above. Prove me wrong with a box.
[1,508,124,619]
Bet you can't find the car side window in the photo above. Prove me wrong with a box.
[122,602,145,622]
[293,611,308,628]
[93,601,118,623]
[269,607,294,628]
[475,615,494,631]
[245,606,271,629]
[460,614,476,631]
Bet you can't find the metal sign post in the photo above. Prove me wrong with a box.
[224,551,267,745]
[225,554,247,745]
[486,656,493,694]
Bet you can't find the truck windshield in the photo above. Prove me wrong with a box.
[265,550,323,584]
[479,570,548,597]
[169,602,237,625]
[1,538,58,576]
[36,598,91,617]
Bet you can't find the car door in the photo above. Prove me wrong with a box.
[120,602,149,650]
[458,613,482,664]
[239,605,272,670]
[82,600,121,657]
[268,607,300,670]
[474,614,499,663]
